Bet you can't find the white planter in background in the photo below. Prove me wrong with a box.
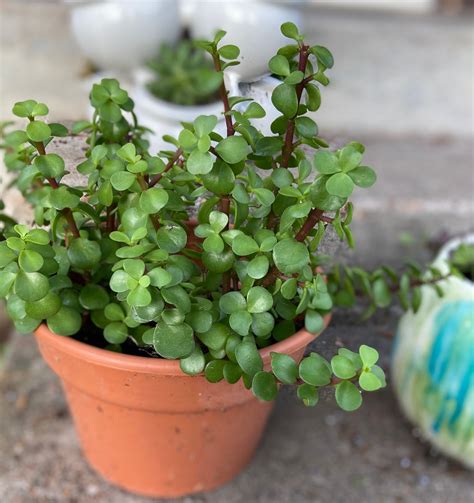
[65,0,181,71]
[392,234,474,468]
[132,69,226,154]
[185,0,302,84]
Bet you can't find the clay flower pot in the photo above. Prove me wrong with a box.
[34,314,330,498]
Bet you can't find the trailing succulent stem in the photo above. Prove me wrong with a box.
[0,23,452,411]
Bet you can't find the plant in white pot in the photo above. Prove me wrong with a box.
[393,236,474,468]
[133,40,225,152]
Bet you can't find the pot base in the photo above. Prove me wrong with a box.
[63,380,273,498]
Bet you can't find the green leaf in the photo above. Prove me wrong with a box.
[219,44,240,59]
[235,342,263,378]
[295,117,318,138]
[281,278,298,299]
[25,229,50,245]
[271,168,293,188]
[247,286,273,313]
[359,371,382,391]
[223,361,242,384]
[99,101,122,122]
[104,303,125,321]
[156,224,187,253]
[273,239,309,274]
[311,45,334,68]
[104,322,128,344]
[153,322,195,359]
[335,381,362,411]
[116,143,136,163]
[314,151,339,174]
[232,234,259,256]
[198,323,229,351]
[179,129,197,149]
[18,249,44,272]
[26,121,51,142]
[202,160,235,195]
[68,238,101,269]
[0,271,16,298]
[147,267,172,289]
[12,99,38,118]
[285,71,304,85]
[47,306,82,336]
[359,345,379,367]
[253,188,275,207]
[79,284,109,310]
[297,383,319,406]
[349,166,377,188]
[180,346,206,376]
[187,149,214,175]
[209,210,228,233]
[245,102,266,119]
[0,244,16,268]
[110,171,136,191]
[215,136,248,164]
[49,187,80,210]
[252,371,278,401]
[280,21,299,40]
[25,292,61,319]
[304,309,324,334]
[373,278,392,308]
[229,310,253,336]
[271,83,298,118]
[139,188,169,214]
[331,355,356,379]
[34,154,65,179]
[268,55,290,76]
[186,310,213,334]
[15,271,49,302]
[247,255,269,279]
[194,115,218,137]
[271,352,298,384]
[326,172,355,198]
[204,360,226,383]
[251,312,274,337]
[219,291,247,314]
[202,249,234,273]
[299,354,331,386]
[305,84,321,112]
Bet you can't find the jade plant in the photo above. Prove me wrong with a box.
[146,41,222,106]
[0,24,450,411]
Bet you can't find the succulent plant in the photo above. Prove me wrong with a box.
[146,41,222,106]
[0,23,451,410]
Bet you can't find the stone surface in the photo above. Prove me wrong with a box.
[1,308,473,503]
[0,2,473,502]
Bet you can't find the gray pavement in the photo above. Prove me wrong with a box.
[0,2,473,502]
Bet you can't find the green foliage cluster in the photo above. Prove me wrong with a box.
[0,23,449,409]
[146,41,222,106]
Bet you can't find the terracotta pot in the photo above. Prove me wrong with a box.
[34,316,330,498]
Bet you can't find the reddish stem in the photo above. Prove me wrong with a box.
[34,140,81,239]
[212,54,235,137]
[148,149,183,188]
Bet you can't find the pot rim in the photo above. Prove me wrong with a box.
[35,314,331,375]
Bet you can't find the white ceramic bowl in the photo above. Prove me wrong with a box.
[66,0,181,71]
[132,68,226,153]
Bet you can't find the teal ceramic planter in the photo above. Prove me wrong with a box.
[392,235,474,468]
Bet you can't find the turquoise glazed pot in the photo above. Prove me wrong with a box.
[392,235,474,468]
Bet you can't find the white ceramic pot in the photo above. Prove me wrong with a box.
[392,234,474,468]
[65,0,181,71]
[185,0,302,83]
[132,69,226,153]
